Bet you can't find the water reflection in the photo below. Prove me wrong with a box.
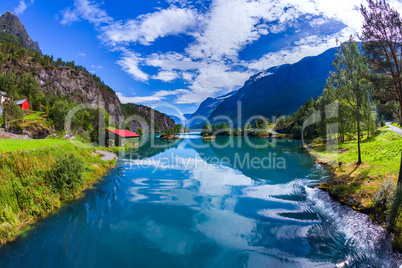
[0,136,400,267]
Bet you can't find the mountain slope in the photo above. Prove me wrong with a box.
[188,91,237,127]
[122,103,176,133]
[209,48,337,126]
[0,11,175,132]
[168,114,192,125]
[0,11,41,54]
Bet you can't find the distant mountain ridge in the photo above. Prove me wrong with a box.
[206,47,337,127]
[188,90,237,128]
[168,114,192,125]
[0,11,42,54]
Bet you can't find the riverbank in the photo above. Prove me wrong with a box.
[0,141,117,245]
[306,128,402,251]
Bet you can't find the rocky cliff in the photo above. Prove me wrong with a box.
[0,11,175,129]
[36,66,124,123]
[0,11,125,123]
[0,57,125,124]
[0,11,41,54]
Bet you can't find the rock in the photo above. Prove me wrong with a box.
[159,134,181,140]
[201,136,216,140]
[0,11,42,54]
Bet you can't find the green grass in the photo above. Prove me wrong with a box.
[23,111,44,121]
[313,129,402,178]
[0,138,69,153]
[390,122,402,128]
[0,142,116,244]
[310,128,402,251]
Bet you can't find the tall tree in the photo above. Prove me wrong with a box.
[328,38,371,164]
[361,0,402,123]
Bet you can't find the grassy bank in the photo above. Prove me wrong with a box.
[0,142,116,244]
[308,128,402,250]
[0,138,69,153]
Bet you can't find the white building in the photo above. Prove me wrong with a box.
[0,91,8,104]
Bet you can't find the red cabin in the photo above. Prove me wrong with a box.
[15,99,29,110]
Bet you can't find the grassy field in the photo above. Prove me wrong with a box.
[0,138,70,153]
[311,128,402,179]
[309,127,402,250]
[0,142,116,245]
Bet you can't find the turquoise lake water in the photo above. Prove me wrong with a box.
[0,134,400,267]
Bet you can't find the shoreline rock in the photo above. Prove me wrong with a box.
[159,134,181,140]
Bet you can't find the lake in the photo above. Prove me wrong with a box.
[0,134,400,267]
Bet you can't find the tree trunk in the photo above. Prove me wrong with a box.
[357,113,362,165]
[398,152,402,186]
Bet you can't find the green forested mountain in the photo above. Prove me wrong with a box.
[122,103,176,133]
[0,11,175,134]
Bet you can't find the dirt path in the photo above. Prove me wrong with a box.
[96,150,118,161]
[385,122,402,136]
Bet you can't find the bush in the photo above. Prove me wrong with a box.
[47,153,84,197]
[372,178,396,212]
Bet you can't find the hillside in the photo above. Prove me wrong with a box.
[122,103,176,133]
[0,11,175,133]
[208,48,337,126]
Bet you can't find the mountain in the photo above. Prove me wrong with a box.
[122,103,176,133]
[188,91,237,128]
[208,48,337,127]
[0,11,41,54]
[168,114,192,125]
[0,11,175,132]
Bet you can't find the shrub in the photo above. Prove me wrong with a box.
[47,153,84,198]
[372,177,396,212]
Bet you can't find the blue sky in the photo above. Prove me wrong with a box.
[2,0,402,115]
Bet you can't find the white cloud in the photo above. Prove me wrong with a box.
[14,0,34,15]
[76,52,86,57]
[117,89,188,104]
[60,0,112,26]
[116,52,149,81]
[59,0,402,105]
[175,63,251,103]
[91,65,103,69]
[186,0,299,60]
[102,7,199,46]
[152,71,179,82]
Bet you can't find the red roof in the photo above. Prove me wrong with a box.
[106,129,140,137]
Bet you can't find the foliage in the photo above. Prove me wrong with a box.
[254,116,270,129]
[121,103,176,133]
[49,99,72,131]
[327,37,372,163]
[47,154,84,198]
[201,123,213,136]
[137,127,143,136]
[372,178,396,211]
[0,143,115,243]
[201,117,273,137]
[2,98,24,130]
[360,0,402,123]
